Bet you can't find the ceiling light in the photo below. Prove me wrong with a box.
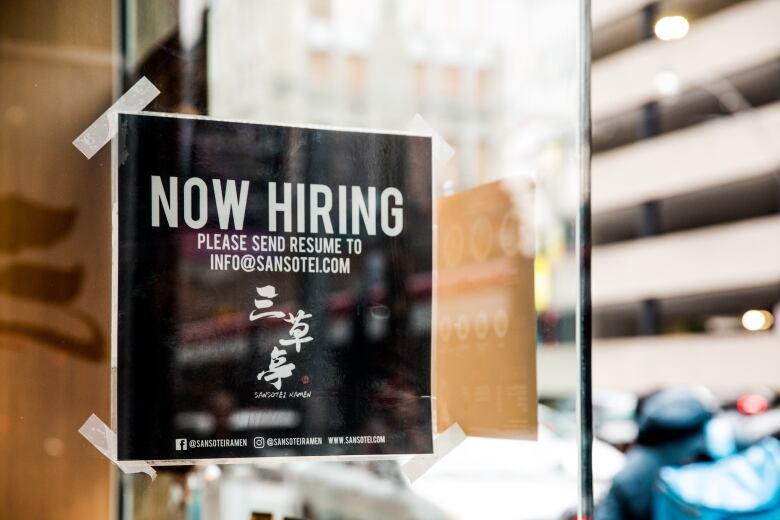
[741,309,774,332]
[654,16,689,41]
[654,70,681,97]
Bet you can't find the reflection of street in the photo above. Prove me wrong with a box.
[413,406,624,520]
[125,405,624,520]
[127,460,452,519]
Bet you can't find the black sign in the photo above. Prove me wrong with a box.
[115,113,433,461]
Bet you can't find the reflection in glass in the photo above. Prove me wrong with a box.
[119,0,585,517]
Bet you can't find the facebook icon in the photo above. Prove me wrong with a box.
[175,438,188,451]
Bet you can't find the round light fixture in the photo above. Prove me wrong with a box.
[654,70,681,96]
[741,309,774,331]
[654,15,689,41]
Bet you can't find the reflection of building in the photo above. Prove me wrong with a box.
[127,0,584,393]
[209,0,507,191]
[207,0,587,403]
[543,0,780,397]
[207,0,582,352]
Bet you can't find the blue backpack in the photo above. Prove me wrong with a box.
[654,438,780,519]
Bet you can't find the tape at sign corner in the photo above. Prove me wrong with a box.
[79,414,156,479]
[407,114,455,166]
[72,76,160,159]
[402,422,466,483]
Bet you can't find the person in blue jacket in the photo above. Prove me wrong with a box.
[594,388,717,520]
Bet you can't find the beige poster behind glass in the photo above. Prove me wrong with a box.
[436,180,537,439]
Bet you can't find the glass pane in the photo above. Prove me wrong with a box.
[0,0,588,519]
[121,0,587,517]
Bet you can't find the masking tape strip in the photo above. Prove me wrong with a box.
[72,76,160,159]
[408,114,455,166]
[402,422,466,482]
[79,414,157,479]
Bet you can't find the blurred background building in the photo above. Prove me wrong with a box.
[540,0,780,410]
[592,0,780,396]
